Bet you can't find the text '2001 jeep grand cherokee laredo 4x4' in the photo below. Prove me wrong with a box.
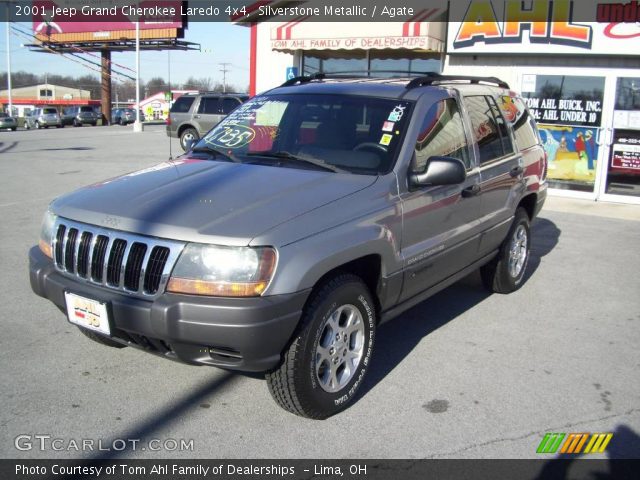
[30,74,547,419]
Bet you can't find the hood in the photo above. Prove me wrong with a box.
[51,158,377,246]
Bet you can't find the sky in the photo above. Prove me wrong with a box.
[1,21,251,91]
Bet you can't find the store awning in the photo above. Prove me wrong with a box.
[270,16,445,52]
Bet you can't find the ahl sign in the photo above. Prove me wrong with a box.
[448,0,640,55]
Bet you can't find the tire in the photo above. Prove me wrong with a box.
[11,127,17,131]
[266,273,376,419]
[481,207,531,294]
[73,120,80,127]
[180,128,199,151]
[25,123,30,130]
[57,125,62,128]
[35,122,40,129]
[77,327,127,349]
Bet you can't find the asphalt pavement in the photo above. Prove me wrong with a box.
[0,125,639,460]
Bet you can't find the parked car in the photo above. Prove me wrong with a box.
[25,107,62,129]
[30,74,547,419]
[0,112,17,131]
[166,92,249,150]
[62,106,99,127]
[111,108,138,125]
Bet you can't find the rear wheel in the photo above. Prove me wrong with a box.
[481,207,531,294]
[35,121,41,129]
[266,273,376,419]
[180,128,199,151]
[77,327,127,349]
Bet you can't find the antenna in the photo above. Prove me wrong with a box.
[168,49,173,161]
[219,63,231,93]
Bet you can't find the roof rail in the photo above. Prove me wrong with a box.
[406,73,510,90]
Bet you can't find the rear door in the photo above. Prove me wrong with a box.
[195,96,222,134]
[462,94,523,256]
[399,95,483,302]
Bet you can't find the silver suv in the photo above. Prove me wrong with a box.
[25,107,62,129]
[30,74,547,419]
[166,92,249,150]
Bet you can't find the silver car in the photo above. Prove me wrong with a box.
[25,107,63,129]
[0,112,17,131]
[30,74,548,419]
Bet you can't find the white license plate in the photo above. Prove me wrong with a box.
[64,292,111,335]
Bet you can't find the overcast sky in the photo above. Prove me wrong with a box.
[2,22,251,90]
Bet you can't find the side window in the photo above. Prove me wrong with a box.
[499,95,540,150]
[198,97,220,114]
[486,96,514,156]
[221,98,240,114]
[465,95,513,164]
[170,96,194,113]
[414,98,470,171]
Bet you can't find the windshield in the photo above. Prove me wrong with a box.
[43,108,57,114]
[194,94,412,175]
[80,106,94,113]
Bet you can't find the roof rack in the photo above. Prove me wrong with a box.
[281,70,425,87]
[406,73,510,90]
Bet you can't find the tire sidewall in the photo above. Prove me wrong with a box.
[181,129,198,151]
[299,281,376,415]
[501,211,531,289]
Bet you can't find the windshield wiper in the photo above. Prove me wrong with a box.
[245,151,346,173]
[189,145,240,163]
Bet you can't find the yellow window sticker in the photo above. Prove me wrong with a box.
[379,134,393,146]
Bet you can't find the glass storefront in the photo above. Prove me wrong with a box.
[302,50,442,76]
[522,75,605,193]
[607,78,640,198]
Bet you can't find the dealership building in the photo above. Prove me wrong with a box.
[236,4,640,205]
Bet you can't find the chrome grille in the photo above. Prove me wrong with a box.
[52,219,185,298]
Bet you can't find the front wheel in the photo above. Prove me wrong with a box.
[266,274,376,419]
[481,207,531,294]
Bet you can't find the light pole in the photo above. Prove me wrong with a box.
[5,4,13,115]
[133,20,143,132]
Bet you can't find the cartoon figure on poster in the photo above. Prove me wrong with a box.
[538,125,599,183]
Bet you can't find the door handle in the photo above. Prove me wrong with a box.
[461,184,481,198]
[193,115,200,119]
[510,166,524,177]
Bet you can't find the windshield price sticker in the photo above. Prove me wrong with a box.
[205,125,255,149]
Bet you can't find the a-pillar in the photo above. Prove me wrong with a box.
[101,50,112,125]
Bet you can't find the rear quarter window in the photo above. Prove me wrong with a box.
[500,95,540,150]
[170,96,195,113]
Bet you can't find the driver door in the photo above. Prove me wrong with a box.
[399,96,482,302]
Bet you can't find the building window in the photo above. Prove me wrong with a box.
[302,50,367,75]
[302,50,442,76]
[39,89,53,97]
[369,50,441,76]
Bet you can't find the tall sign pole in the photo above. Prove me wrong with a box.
[133,20,142,132]
[5,5,13,115]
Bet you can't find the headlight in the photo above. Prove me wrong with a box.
[167,244,277,297]
[39,210,57,259]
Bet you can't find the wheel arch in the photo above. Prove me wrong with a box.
[518,193,537,221]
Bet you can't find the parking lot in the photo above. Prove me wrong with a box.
[1,125,639,459]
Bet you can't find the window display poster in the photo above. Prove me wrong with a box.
[522,75,605,128]
[611,130,640,173]
[538,124,599,184]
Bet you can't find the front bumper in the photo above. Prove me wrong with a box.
[29,247,309,372]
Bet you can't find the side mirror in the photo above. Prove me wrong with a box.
[410,156,466,188]
[185,138,197,152]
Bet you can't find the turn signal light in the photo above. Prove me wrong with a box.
[167,278,269,297]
